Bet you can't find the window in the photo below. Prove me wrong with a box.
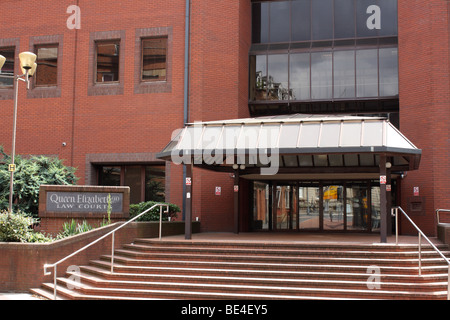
[0,47,14,87]
[134,27,172,94]
[96,40,120,83]
[141,37,167,82]
[250,47,398,102]
[98,165,166,204]
[252,0,398,44]
[35,45,58,86]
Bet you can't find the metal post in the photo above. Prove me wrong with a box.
[395,207,399,245]
[418,232,422,276]
[111,231,115,273]
[8,76,20,215]
[159,205,163,240]
[447,265,450,300]
[53,265,57,300]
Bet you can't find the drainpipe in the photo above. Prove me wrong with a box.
[182,0,191,222]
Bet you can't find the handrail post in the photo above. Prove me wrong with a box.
[395,207,399,245]
[447,265,450,300]
[111,231,115,273]
[159,205,162,241]
[418,232,422,276]
[53,265,57,300]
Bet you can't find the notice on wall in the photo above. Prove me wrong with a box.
[46,191,123,213]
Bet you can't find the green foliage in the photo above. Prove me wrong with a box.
[0,210,53,243]
[129,201,180,222]
[56,219,94,240]
[0,146,78,217]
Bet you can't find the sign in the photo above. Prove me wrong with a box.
[46,192,123,213]
[8,164,16,172]
[215,187,221,196]
[414,187,419,197]
[386,184,391,192]
[380,175,387,185]
[186,177,192,186]
[234,185,239,193]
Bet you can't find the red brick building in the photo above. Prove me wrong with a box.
[0,0,448,238]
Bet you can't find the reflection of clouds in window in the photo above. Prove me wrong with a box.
[251,48,398,102]
[270,1,290,43]
[311,52,332,100]
[268,54,289,100]
[290,53,310,101]
[379,48,398,96]
[334,50,355,99]
[356,49,378,98]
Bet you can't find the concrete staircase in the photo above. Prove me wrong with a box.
[31,238,450,300]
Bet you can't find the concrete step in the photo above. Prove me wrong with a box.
[31,238,450,300]
[42,275,449,300]
[72,268,448,293]
[113,247,450,266]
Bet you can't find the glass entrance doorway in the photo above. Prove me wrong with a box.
[251,180,386,233]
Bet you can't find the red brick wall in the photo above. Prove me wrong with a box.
[0,1,252,234]
[398,0,450,236]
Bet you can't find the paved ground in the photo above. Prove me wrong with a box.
[158,231,444,245]
[0,292,43,300]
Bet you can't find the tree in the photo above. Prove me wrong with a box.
[0,146,78,217]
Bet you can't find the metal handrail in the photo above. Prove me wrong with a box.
[436,209,450,225]
[44,203,169,300]
[392,206,450,300]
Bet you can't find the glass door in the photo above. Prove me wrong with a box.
[298,185,320,230]
[323,185,344,230]
[275,183,298,230]
[346,182,370,231]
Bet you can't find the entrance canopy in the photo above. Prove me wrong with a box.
[157,114,421,176]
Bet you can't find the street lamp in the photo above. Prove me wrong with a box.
[0,51,37,216]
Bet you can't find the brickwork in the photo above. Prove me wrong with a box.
[0,1,448,236]
[0,0,252,233]
[398,0,450,235]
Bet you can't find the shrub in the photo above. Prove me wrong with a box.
[0,146,79,217]
[129,201,180,222]
[56,219,94,240]
[0,210,52,243]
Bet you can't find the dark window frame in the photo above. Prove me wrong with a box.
[0,46,16,89]
[140,37,168,82]
[28,34,63,99]
[88,30,125,96]
[34,43,59,87]
[134,27,173,94]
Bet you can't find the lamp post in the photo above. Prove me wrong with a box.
[0,52,37,217]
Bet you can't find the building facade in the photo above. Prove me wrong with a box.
[0,0,448,237]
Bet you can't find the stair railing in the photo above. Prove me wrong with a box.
[436,209,450,225]
[43,203,169,300]
[392,206,450,300]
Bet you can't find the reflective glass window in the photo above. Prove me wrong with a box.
[379,47,398,96]
[311,51,332,99]
[141,37,167,82]
[270,1,290,43]
[334,0,355,39]
[267,54,289,100]
[291,0,311,42]
[290,52,310,101]
[356,0,379,38]
[378,0,398,37]
[356,49,378,97]
[312,0,333,40]
[36,45,58,86]
[0,47,14,87]
[96,40,120,83]
[252,2,269,43]
[333,50,355,99]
